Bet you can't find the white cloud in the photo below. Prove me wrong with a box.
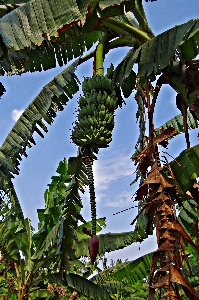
[93,151,135,192]
[80,150,138,209]
[82,151,136,208]
[105,190,134,207]
[81,188,134,212]
[11,109,24,121]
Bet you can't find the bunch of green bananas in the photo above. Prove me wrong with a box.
[71,74,118,148]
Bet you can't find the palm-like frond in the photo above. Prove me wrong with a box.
[90,253,153,298]
[0,1,143,187]
[178,199,197,239]
[0,182,26,263]
[32,155,87,268]
[0,0,139,75]
[170,144,199,192]
[0,0,29,3]
[93,252,152,284]
[48,272,112,300]
[101,281,133,297]
[0,0,92,74]
[74,213,150,258]
[0,59,80,187]
[177,200,199,296]
[0,2,28,18]
[111,253,152,285]
[138,19,199,76]
[155,111,198,144]
[113,18,199,83]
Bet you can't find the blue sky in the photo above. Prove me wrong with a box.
[1,0,199,263]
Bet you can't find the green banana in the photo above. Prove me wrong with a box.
[99,110,106,120]
[102,120,107,127]
[96,92,103,104]
[100,104,106,111]
[89,94,98,107]
[101,76,112,93]
[87,77,94,91]
[106,118,114,130]
[96,75,102,91]
[71,73,118,148]
[82,78,90,93]
[109,97,117,111]
[87,117,94,126]
[99,136,106,143]
[79,138,89,144]
[106,137,112,144]
[79,96,86,107]
[85,134,92,142]
[78,119,87,129]
[93,111,98,119]
[107,114,114,124]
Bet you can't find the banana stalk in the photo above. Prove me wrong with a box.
[86,156,96,236]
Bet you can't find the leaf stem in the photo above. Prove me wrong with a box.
[108,36,139,49]
[96,42,104,75]
[78,50,95,66]
[133,0,154,36]
[15,262,21,287]
[95,33,113,75]
[103,17,150,43]
[77,35,139,69]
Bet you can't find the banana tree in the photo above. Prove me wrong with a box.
[2,0,199,299]
[0,155,154,299]
[0,155,114,299]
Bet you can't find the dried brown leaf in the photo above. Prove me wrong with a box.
[155,239,173,253]
[135,184,148,200]
[145,168,173,189]
[136,127,178,162]
[136,144,155,162]
[161,290,179,299]
[160,221,175,230]
[151,265,197,296]
[158,202,173,214]
[170,266,199,299]
[153,127,179,144]
[152,273,170,288]
[160,231,176,240]
[139,155,153,174]
[170,265,188,285]
[159,264,170,272]
[174,220,196,248]
[143,168,162,185]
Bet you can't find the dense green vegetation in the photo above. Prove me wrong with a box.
[1,0,199,299]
